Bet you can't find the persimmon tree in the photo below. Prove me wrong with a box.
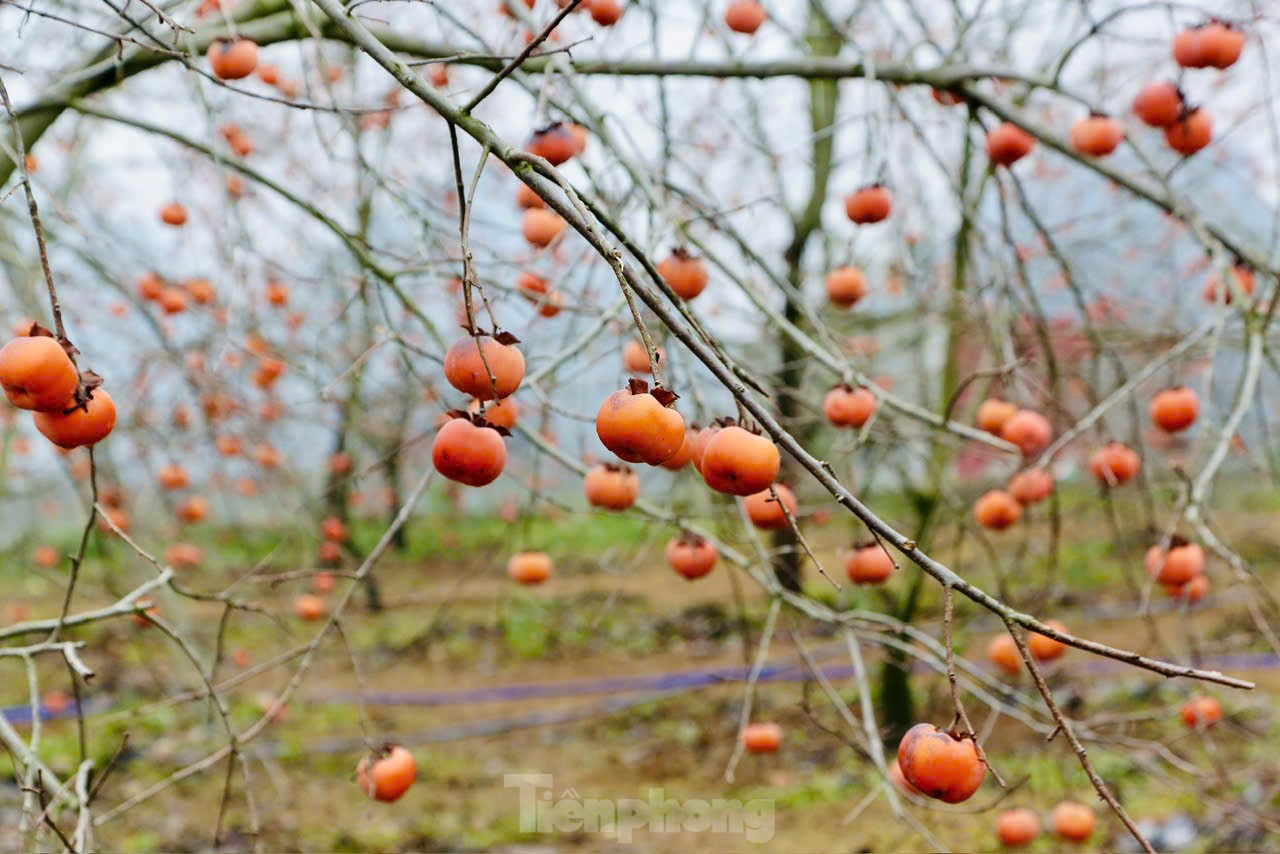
[1,0,1278,851]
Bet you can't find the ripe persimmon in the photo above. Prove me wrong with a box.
[622,340,656,375]
[826,266,867,308]
[1145,537,1204,586]
[584,462,639,510]
[690,423,721,475]
[974,489,1022,530]
[164,543,203,569]
[158,287,188,314]
[1008,467,1053,505]
[1165,108,1212,155]
[987,634,1022,675]
[318,540,342,563]
[659,427,695,470]
[358,744,416,801]
[185,278,216,305]
[1133,82,1183,127]
[33,544,59,569]
[516,270,551,302]
[265,279,289,306]
[589,0,622,25]
[516,183,545,209]
[700,424,780,496]
[1180,695,1222,728]
[253,444,282,469]
[138,272,165,301]
[35,390,116,449]
[1000,409,1052,456]
[976,398,1018,434]
[1198,21,1245,69]
[522,208,566,247]
[986,122,1036,166]
[666,533,717,579]
[0,335,79,412]
[508,551,553,585]
[294,593,326,621]
[844,184,892,224]
[160,202,188,226]
[257,64,280,85]
[158,463,190,490]
[98,506,132,536]
[1069,114,1124,157]
[1028,619,1068,661]
[744,484,797,530]
[526,123,578,166]
[444,334,525,401]
[824,384,877,428]
[1174,26,1207,68]
[313,571,337,593]
[845,542,895,584]
[1150,386,1199,432]
[432,414,507,487]
[929,89,967,109]
[724,0,766,34]
[888,758,923,795]
[321,517,349,543]
[468,396,518,430]
[177,495,210,523]
[207,38,259,80]
[741,722,781,753]
[1089,441,1140,486]
[596,380,685,465]
[1167,573,1209,604]
[897,723,986,804]
[657,249,709,300]
[1051,801,1095,842]
[996,808,1041,847]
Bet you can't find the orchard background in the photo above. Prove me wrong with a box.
[1,0,1279,850]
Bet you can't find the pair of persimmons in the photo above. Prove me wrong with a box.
[0,332,115,449]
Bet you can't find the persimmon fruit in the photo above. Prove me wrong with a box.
[1051,801,1095,842]
[897,723,986,804]
[657,249,709,300]
[826,266,867,308]
[208,38,259,80]
[508,551,553,585]
[595,379,685,465]
[35,390,116,449]
[1150,386,1199,432]
[724,0,766,34]
[0,335,79,412]
[700,424,780,496]
[823,385,877,428]
[584,462,640,510]
[666,534,718,580]
[1089,442,1141,486]
[844,185,892,224]
[986,123,1036,166]
[1028,619,1068,661]
[997,808,1041,847]
[1000,409,1052,456]
[444,334,525,401]
[845,542,895,584]
[974,489,1022,530]
[432,414,507,487]
[741,722,782,753]
[1180,695,1222,729]
[743,484,797,530]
